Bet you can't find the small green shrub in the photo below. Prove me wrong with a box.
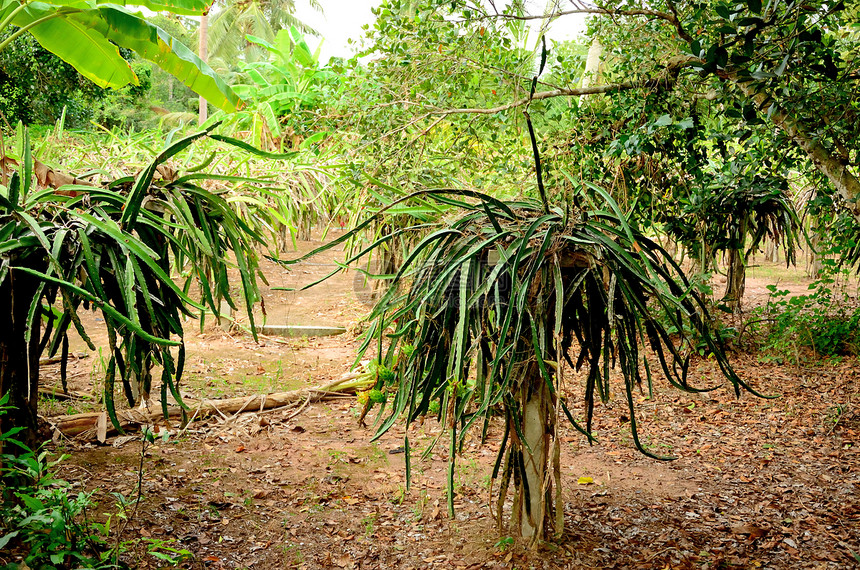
[0,397,191,569]
[1,393,109,569]
[1,483,106,569]
[751,278,860,363]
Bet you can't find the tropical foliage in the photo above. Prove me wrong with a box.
[288,173,766,543]
[269,0,859,544]
[335,0,857,278]
[206,0,321,64]
[0,0,859,554]
[0,124,285,448]
[0,31,107,126]
[211,26,336,150]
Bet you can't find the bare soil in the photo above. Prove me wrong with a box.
[6,242,860,570]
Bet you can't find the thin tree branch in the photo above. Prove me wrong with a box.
[664,0,693,43]
[466,6,681,28]
[429,56,698,116]
[431,82,645,115]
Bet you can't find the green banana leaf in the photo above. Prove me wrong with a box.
[13,2,135,88]
[95,0,211,16]
[9,1,241,111]
[41,0,211,15]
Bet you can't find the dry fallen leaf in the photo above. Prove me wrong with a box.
[731,524,769,541]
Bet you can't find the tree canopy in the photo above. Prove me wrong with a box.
[334,0,858,223]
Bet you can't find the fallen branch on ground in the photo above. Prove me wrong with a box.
[49,374,372,441]
[39,386,92,400]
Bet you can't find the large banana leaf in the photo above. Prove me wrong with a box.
[21,0,211,14]
[6,1,241,111]
[81,6,241,111]
[11,2,134,88]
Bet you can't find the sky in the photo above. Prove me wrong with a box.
[293,1,588,64]
[292,1,379,63]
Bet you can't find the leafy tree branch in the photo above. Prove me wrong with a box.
[730,75,860,215]
[427,54,698,116]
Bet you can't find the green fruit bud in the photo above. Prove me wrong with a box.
[368,389,387,404]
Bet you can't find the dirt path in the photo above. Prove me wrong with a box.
[10,246,860,569]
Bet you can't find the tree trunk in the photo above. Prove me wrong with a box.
[53,375,369,439]
[724,247,745,313]
[198,13,209,125]
[506,301,560,547]
[512,363,555,544]
[806,232,822,278]
[0,266,48,453]
[764,239,778,263]
[126,360,153,405]
[724,218,748,313]
[582,38,603,90]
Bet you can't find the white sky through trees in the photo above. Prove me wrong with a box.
[293,0,380,62]
[294,0,587,64]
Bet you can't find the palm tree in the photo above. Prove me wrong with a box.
[197,0,320,123]
[208,0,321,63]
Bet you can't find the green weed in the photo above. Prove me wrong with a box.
[0,397,192,568]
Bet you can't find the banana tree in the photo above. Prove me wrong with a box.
[211,26,335,150]
[0,0,241,113]
[0,125,284,450]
